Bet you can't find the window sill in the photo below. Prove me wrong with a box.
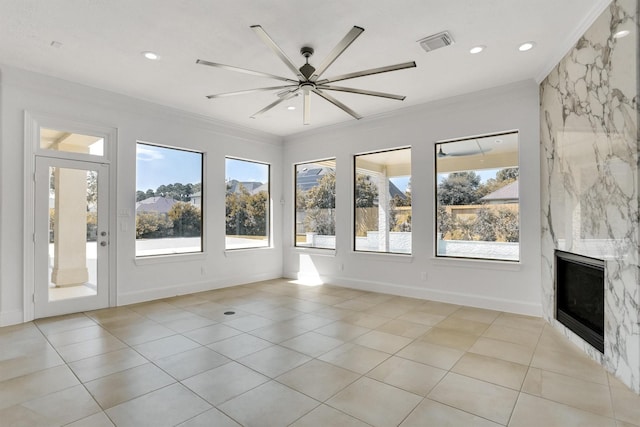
[135,252,206,265]
[352,251,413,263]
[431,256,521,271]
[290,246,337,257]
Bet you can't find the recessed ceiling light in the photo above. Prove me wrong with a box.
[287,106,296,111]
[613,30,630,39]
[142,51,160,60]
[469,45,485,54]
[518,42,535,52]
[494,139,503,144]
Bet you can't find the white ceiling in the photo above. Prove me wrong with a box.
[0,0,607,137]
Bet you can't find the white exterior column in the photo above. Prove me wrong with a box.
[376,168,390,252]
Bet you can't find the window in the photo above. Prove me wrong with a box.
[135,143,203,257]
[40,128,104,156]
[225,158,270,249]
[295,159,336,249]
[354,147,411,254]
[435,132,519,261]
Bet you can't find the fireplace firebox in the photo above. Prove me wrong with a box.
[555,250,604,353]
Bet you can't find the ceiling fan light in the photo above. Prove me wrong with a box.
[142,51,160,60]
[469,45,485,54]
[518,42,535,52]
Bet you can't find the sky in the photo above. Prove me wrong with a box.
[136,144,203,191]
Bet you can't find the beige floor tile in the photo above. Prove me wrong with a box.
[218,380,318,427]
[84,363,175,409]
[0,403,59,427]
[509,393,616,427]
[222,314,275,332]
[207,333,272,359]
[0,365,79,410]
[238,345,311,377]
[0,344,64,382]
[335,299,378,311]
[106,383,211,427]
[143,307,194,323]
[367,356,446,396]
[493,313,545,335]
[522,367,613,417]
[286,313,335,330]
[610,378,640,425]
[416,301,461,316]
[108,321,176,346]
[46,325,110,348]
[249,320,309,343]
[314,306,358,320]
[482,323,540,348]
[56,335,127,363]
[428,373,518,424]
[90,311,147,330]
[343,312,391,329]
[530,347,608,385]
[397,310,447,326]
[315,321,371,341]
[327,377,422,427]
[353,330,412,354]
[451,306,501,324]
[400,398,502,427]
[159,313,215,333]
[65,411,115,427]
[281,331,344,357]
[0,335,51,361]
[319,343,390,374]
[436,317,491,336]
[35,313,97,336]
[22,384,101,425]
[364,302,415,318]
[68,348,147,382]
[133,334,200,360]
[183,323,242,345]
[163,294,209,308]
[255,306,303,321]
[452,353,528,390]
[279,300,327,314]
[155,346,230,380]
[469,337,535,365]
[396,341,464,370]
[182,361,269,405]
[176,407,241,427]
[420,327,479,351]
[375,319,431,338]
[277,359,360,401]
[290,404,371,427]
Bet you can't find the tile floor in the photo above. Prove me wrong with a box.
[1,278,639,426]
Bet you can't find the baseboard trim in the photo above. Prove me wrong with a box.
[0,310,25,327]
[284,271,542,317]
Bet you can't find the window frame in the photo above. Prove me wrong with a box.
[434,131,520,262]
[135,141,204,258]
[224,156,271,251]
[353,146,412,256]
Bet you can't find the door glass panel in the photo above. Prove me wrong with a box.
[47,166,99,301]
[40,128,104,156]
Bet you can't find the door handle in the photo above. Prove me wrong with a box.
[100,241,108,247]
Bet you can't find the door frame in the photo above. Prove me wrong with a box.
[24,111,117,320]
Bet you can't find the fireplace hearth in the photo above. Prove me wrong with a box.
[555,250,604,353]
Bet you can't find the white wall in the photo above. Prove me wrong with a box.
[282,80,542,315]
[0,65,284,325]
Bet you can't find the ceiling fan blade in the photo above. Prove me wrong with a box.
[312,89,362,120]
[196,59,297,83]
[250,90,299,118]
[206,85,298,99]
[317,61,417,84]
[303,89,311,125]
[317,85,406,100]
[310,26,364,82]
[250,25,305,80]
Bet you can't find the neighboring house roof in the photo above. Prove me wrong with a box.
[135,196,177,213]
[480,180,519,202]
[296,167,334,191]
[227,180,265,195]
[190,191,201,198]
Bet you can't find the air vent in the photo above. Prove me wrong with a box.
[418,31,454,52]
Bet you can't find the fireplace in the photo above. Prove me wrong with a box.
[555,250,604,353]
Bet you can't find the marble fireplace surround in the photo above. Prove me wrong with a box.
[540,0,639,393]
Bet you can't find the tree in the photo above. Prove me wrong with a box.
[136,212,173,238]
[497,168,519,182]
[244,191,268,236]
[168,202,201,237]
[437,172,481,205]
[436,206,453,237]
[355,174,378,207]
[301,172,336,235]
[472,208,497,241]
[145,189,155,199]
[136,191,147,202]
[477,167,519,199]
[495,207,519,242]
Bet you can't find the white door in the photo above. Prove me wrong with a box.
[34,156,110,318]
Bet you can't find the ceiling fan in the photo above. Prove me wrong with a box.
[196,25,417,125]
[437,140,493,158]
